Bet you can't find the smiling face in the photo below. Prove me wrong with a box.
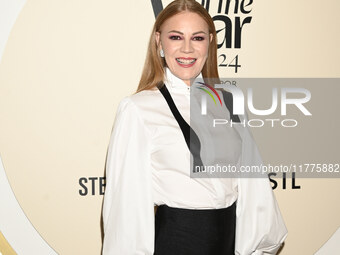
[155,11,212,86]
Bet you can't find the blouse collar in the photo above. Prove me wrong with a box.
[164,67,203,94]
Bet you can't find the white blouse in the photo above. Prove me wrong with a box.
[102,68,288,255]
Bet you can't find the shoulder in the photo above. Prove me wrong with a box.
[129,88,161,104]
[113,91,159,136]
[115,88,163,130]
[120,88,164,112]
[117,89,157,108]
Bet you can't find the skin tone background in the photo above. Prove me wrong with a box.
[0,0,339,254]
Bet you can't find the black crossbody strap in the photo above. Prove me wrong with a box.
[157,83,240,172]
[221,90,241,123]
[158,84,190,146]
[157,83,203,172]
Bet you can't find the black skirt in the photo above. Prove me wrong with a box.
[154,201,236,255]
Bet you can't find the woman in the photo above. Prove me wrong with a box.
[102,0,288,254]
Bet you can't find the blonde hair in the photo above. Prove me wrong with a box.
[136,0,219,93]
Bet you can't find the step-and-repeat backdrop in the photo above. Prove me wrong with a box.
[0,0,339,254]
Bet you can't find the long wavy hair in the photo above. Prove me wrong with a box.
[135,0,219,93]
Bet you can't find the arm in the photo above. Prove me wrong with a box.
[102,97,154,255]
[235,114,288,255]
[235,178,288,255]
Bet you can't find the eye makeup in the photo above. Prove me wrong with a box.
[169,35,182,40]
[192,36,205,41]
[168,35,206,41]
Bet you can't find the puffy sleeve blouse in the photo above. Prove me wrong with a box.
[102,67,288,254]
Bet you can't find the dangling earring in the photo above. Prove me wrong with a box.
[160,49,165,58]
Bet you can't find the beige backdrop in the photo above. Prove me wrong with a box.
[0,0,339,254]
